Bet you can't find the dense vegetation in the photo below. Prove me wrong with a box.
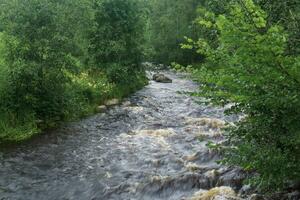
[144,0,203,65]
[0,0,147,144]
[146,0,299,192]
[190,0,300,190]
[0,0,299,194]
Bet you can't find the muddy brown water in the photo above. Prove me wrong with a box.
[0,71,239,200]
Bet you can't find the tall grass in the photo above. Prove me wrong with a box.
[0,113,39,145]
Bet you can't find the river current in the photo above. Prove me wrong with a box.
[0,71,240,200]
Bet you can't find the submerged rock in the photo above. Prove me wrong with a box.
[153,73,173,83]
[122,100,132,107]
[183,152,200,162]
[217,168,247,191]
[185,117,226,129]
[140,173,210,195]
[189,186,240,200]
[195,131,223,139]
[158,64,165,69]
[134,129,176,137]
[185,162,203,172]
[204,169,220,187]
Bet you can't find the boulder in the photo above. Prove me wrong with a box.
[238,184,253,196]
[185,117,226,129]
[122,100,132,107]
[287,191,300,200]
[134,129,176,137]
[249,194,265,200]
[105,99,120,107]
[152,73,172,83]
[96,105,107,113]
[217,168,247,190]
[204,169,220,187]
[36,119,44,127]
[185,163,203,172]
[189,186,241,200]
[158,64,165,69]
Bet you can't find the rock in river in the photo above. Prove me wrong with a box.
[153,73,172,83]
[105,98,120,107]
[96,105,107,113]
[189,186,241,200]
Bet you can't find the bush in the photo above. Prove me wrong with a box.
[0,0,147,145]
[186,0,300,190]
[0,112,39,145]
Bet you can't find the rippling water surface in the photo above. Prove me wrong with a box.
[0,71,237,200]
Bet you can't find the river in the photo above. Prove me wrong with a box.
[0,71,244,200]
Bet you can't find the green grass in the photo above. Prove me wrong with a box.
[0,70,148,146]
[0,113,39,145]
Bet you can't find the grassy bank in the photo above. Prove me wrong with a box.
[0,69,148,146]
[0,0,147,147]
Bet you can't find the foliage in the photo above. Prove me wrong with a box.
[144,0,203,64]
[185,0,300,190]
[170,62,194,73]
[0,0,85,123]
[254,0,300,55]
[89,0,145,83]
[62,70,113,120]
[0,0,147,145]
[0,113,39,144]
[0,0,298,194]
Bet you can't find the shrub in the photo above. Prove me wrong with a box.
[185,0,300,190]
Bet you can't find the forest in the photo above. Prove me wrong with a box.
[0,0,299,198]
[0,0,147,143]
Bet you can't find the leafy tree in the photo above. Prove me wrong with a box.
[89,0,145,83]
[0,0,74,122]
[145,0,203,64]
[185,0,300,190]
[0,0,148,144]
[255,0,300,55]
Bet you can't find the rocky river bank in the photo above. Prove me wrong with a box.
[0,71,298,200]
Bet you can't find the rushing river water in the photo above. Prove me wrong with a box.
[0,71,243,200]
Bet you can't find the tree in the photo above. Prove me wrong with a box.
[185,0,300,190]
[0,0,147,144]
[255,0,300,55]
[145,0,202,64]
[0,0,93,123]
[89,0,145,83]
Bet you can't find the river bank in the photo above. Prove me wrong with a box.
[0,71,297,200]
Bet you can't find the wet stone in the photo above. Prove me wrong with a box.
[287,191,300,200]
[217,168,247,191]
[153,73,173,83]
[238,184,253,197]
[188,186,239,200]
[96,105,107,113]
[105,98,120,107]
[249,194,265,200]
